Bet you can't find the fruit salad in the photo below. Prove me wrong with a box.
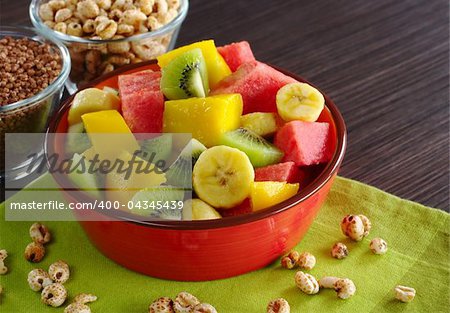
[63,39,336,221]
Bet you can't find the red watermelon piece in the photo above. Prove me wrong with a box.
[118,71,164,133]
[255,162,300,183]
[118,70,159,94]
[218,198,252,217]
[211,61,297,114]
[275,121,334,166]
[217,41,256,72]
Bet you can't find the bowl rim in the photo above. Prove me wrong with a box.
[0,25,71,112]
[29,0,189,44]
[45,60,347,230]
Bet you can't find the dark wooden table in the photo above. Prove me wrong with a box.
[2,0,449,211]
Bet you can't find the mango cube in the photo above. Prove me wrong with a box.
[157,40,232,88]
[250,181,299,211]
[163,94,243,147]
[81,110,139,158]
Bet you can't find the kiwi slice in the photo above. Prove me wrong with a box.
[165,138,207,188]
[67,153,102,199]
[220,128,284,167]
[66,123,91,155]
[160,48,209,100]
[130,186,185,220]
[137,134,173,167]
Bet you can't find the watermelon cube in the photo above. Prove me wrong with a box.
[218,198,252,217]
[118,71,164,133]
[118,70,159,94]
[211,61,297,114]
[255,161,300,183]
[275,121,334,166]
[217,41,256,72]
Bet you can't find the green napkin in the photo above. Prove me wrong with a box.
[0,175,448,312]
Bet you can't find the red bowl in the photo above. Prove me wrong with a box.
[46,61,346,281]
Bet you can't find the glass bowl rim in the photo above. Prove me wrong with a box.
[45,60,347,230]
[0,25,71,113]
[29,0,189,44]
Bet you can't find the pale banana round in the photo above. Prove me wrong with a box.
[193,146,255,209]
[276,82,325,122]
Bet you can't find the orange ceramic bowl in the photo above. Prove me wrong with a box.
[46,61,346,281]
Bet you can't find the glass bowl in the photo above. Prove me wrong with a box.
[1,26,70,181]
[29,0,189,94]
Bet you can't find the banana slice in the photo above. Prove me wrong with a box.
[182,199,222,220]
[276,82,325,122]
[193,145,254,209]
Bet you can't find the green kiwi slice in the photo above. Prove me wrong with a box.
[130,186,185,220]
[137,134,173,166]
[160,48,209,100]
[165,138,207,188]
[66,123,91,155]
[67,153,102,199]
[220,128,284,167]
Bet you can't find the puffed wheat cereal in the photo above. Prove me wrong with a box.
[280,250,300,269]
[359,214,371,237]
[24,242,46,263]
[331,242,349,259]
[173,291,200,313]
[73,293,98,304]
[39,3,55,21]
[0,249,8,275]
[267,298,290,313]
[149,296,175,313]
[394,285,415,303]
[297,252,316,270]
[369,238,388,255]
[38,0,180,85]
[77,0,100,19]
[49,0,67,10]
[48,260,70,284]
[295,271,319,295]
[41,283,68,307]
[318,276,340,289]
[64,302,91,313]
[334,278,356,299]
[95,20,118,39]
[341,215,365,241]
[192,303,217,313]
[28,268,53,291]
[29,222,51,245]
[55,8,73,22]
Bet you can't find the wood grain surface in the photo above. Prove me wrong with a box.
[1,0,448,211]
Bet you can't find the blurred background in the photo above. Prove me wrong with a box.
[1,0,449,211]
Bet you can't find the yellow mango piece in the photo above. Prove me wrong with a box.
[250,181,299,211]
[68,88,120,125]
[157,40,231,88]
[81,110,139,158]
[163,94,243,147]
[105,150,166,203]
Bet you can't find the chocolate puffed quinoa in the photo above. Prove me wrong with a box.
[0,36,62,106]
[0,35,64,171]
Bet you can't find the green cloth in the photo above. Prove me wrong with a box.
[0,175,449,312]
